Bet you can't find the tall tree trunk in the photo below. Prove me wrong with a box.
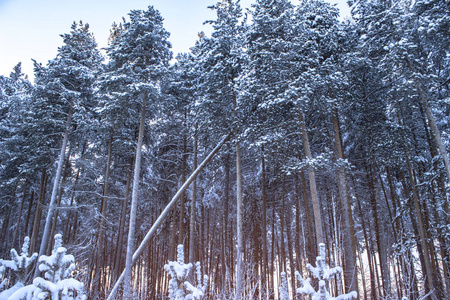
[234,88,244,300]
[300,169,315,265]
[222,152,230,290]
[12,181,28,249]
[406,58,450,185]
[93,129,113,299]
[366,164,390,297]
[261,146,268,299]
[189,130,198,264]
[36,108,72,275]
[353,175,377,299]
[299,111,323,247]
[332,109,357,292]
[235,140,243,300]
[114,158,133,283]
[30,170,48,255]
[179,131,188,245]
[23,190,34,238]
[123,97,147,299]
[406,157,436,298]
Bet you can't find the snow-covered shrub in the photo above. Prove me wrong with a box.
[8,234,86,300]
[279,272,290,300]
[295,243,357,300]
[0,237,38,300]
[0,237,38,284]
[164,245,208,300]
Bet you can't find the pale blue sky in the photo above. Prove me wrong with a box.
[0,0,350,79]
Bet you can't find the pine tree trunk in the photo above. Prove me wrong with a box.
[23,190,34,238]
[406,157,436,298]
[261,146,269,299]
[332,109,357,292]
[93,129,113,299]
[36,108,72,275]
[299,111,323,247]
[300,169,315,265]
[189,130,198,264]
[353,174,377,299]
[123,97,147,299]
[30,170,47,256]
[48,148,71,253]
[12,181,28,249]
[179,131,188,245]
[235,140,244,300]
[366,164,390,297]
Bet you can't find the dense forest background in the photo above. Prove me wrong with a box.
[0,0,449,299]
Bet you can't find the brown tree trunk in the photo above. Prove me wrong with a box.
[366,164,391,297]
[189,130,198,264]
[261,146,269,299]
[406,157,436,297]
[30,169,48,255]
[12,181,28,249]
[332,109,357,292]
[299,111,323,249]
[178,132,188,245]
[93,130,113,299]
[124,97,147,299]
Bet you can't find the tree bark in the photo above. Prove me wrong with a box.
[406,157,436,298]
[123,97,147,299]
[332,109,357,292]
[299,111,323,247]
[93,129,113,299]
[189,130,198,264]
[261,145,268,299]
[36,108,72,276]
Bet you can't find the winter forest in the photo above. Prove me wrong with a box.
[0,0,449,299]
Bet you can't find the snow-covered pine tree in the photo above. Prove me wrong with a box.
[164,245,207,300]
[0,237,37,299]
[0,237,37,284]
[8,234,86,300]
[32,21,103,268]
[295,243,357,300]
[97,6,172,299]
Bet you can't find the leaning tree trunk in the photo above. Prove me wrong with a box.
[123,97,147,300]
[36,108,72,277]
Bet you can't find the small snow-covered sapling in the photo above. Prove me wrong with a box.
[0,236,38,284]
[35,234,86,300]
[296,243,357,300]
[164,244,208,300]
